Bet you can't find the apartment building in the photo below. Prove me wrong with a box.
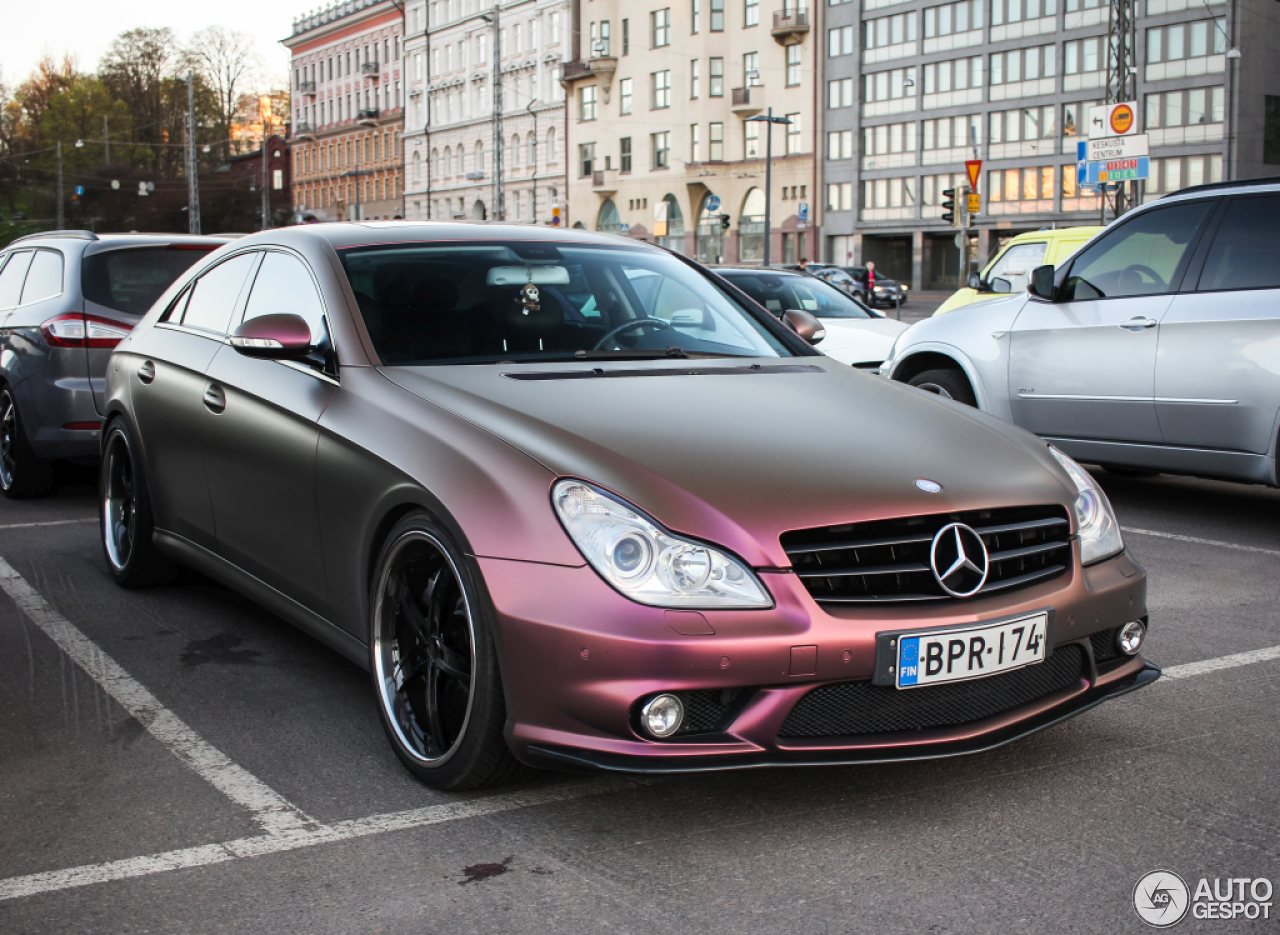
[562,0,821,262]
[402,0,570,223]
[823,0,1280,288]
[285,0,406,221]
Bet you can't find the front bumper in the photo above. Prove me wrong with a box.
[480,546,1153,773]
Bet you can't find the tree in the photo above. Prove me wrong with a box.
[99,28,176,168]
[184,27,262,162]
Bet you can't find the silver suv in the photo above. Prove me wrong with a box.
[0,231,228,497]
[883,177,1280,486]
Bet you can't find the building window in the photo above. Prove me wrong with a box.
[1142,154,1223,196]
[1147,19,1226,62]
[922,57,981,94]
[861,177,916,214]
[1147,87,1224,129]
[548,126,558,162]
[1063,37,1104,75]
[745,0,759,27]
[786,45,801,86]
[691,59,700,98]
[827,129,854,159]
[826,182,853,211]
[865,12,918,49]
[621,136,632,172]
[651,70,671,108]
[864,68,917,103]
[691,123,701,162]
[710,0,725,31]
[744,52,760,87]
[622,18,630,54]
[862,121,918,166]
[987,165,1055,205]
[620,78,633,114]
[785,113,802,154]
[828,77,855,109]
[709,122,724,160]
[692,0,701,33]
[829,25,855,57]
[992,0,1057,24]
[652,131,671,168]
[990,45,1056,86]
[709,58,724,97]
[579,85,598,121]
[923,0,983,37]
[745,120,760,157]
[989,105,1055,145]
[652,8,671,47]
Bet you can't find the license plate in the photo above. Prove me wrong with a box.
[895,612,1048,689]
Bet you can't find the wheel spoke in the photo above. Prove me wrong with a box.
[418,658,450,755]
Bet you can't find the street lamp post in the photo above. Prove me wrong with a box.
[342,159,373,221]
[745,108,791,267]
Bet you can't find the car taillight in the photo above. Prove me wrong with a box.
[41,313,132,349]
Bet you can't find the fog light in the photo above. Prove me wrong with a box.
[1117,621,1145,656]
[640,693,684,738]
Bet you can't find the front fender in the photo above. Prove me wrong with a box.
[885,341,1005,415]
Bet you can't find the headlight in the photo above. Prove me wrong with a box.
[874,286,884,292]
[1048,447,1124,565]
[552,480,772,608]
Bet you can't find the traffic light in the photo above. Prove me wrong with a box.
[941,188,957,225]
[719,213,731,230]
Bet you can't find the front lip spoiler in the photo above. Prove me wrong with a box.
[521,661,1161,774]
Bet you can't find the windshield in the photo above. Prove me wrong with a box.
[82,246,215,315]
[338,242,793,365]
[722,271,880,319]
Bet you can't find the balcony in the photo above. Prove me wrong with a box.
[293,122,316,139]
[560,59,593,83]
[731,87,763,117]
[360,61,380,76]
[771,8,810,44]
[357,108,380,121]
[298,81,317,95]
[591,170,616,197]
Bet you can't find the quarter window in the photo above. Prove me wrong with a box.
[0,252,33,308]
[20,250,64,304]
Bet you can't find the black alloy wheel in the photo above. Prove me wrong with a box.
[0,387,53,499]
[99,420,173,586]
[906,368,978,407]
[370,514,523,790]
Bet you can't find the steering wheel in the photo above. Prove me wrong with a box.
[592,316,674,349]
[1121,264,1166,290]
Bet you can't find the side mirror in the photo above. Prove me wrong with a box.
[967,272,982,290]
[229,313,313,359]
[1028,265,1056,300]
[991,277,1013,294]
[783,309,825,345]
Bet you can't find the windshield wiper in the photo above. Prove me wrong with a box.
[571,346,731,361]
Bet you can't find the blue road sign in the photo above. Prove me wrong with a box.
[1083,157,1150,184]
[798,202,809,222]
[74,185,84,196]
[705,195,721,212]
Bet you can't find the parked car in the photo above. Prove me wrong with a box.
[884,177,1280,486]
[715,266,908,371]
[809,266,862,295]
[0,231,229,497]
[101,222,1156,789]
[839,266,909,308]
[933,227,1103,316]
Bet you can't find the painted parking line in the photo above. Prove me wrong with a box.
[1159,644,1280,680]
[1125,527,1280,558]
[0,555,316,838]
[0,777,644,903]
[0,518,97,530]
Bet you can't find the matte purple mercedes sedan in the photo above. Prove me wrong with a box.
[101,223,1158,789]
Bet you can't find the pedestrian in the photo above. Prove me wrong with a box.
[865,261,876,290]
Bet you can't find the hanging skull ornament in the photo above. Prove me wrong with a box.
[517,280,541,315]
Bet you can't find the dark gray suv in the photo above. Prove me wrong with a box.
[0,231,228,497]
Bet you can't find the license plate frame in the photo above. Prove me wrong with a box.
[870,610,1055,689]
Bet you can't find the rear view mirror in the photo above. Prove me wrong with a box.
[991,277,1012,294]
[968,272,982,290]
[229,313,313,359]
[783,309,825,346]
[1029,265,1055,300]
[487,265,571,286]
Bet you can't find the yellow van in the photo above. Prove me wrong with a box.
[933,226,1103,315]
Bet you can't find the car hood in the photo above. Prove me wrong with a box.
[381,358,1074,567]
[815,317,909,366]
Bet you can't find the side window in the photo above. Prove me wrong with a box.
[1063,200,1214,300]
[1197,195,1280,292]
[0,252,34,309]
[241,252,327,342]
[20,250,64,305]
[987,242,1047,293]
[180,253,258,335]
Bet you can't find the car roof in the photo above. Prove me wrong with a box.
[1004,226,1103,246]
[249,220,670,253]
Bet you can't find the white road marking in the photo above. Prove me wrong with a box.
[1125,527,1280,558]
[0,555,315,838]
[0,518,97,530]
[1159,644,1280,681]
[0,778,643,902]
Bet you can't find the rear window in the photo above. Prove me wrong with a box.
[82,247,215,315]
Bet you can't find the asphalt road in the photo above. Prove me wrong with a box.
[0,458,1277,934]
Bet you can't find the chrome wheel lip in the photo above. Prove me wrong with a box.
[0,391,16,491]
[915,382,955,400]
[372,529,477,769]
[101,432,136,572]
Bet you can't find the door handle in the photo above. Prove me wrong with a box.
[202,383,226,414]
[1119,317,1158,331]
[138,360,156,384]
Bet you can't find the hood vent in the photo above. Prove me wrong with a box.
[503,363,825,381]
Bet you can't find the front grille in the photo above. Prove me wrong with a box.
[1090,628,1121,662]
[677,689,748,734]
[778,645,1085,739]
[781,505,1072,604]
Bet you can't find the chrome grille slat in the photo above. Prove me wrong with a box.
[781,505,1073,605]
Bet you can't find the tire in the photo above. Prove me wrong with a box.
[907,368,978,407]
[0,386,54,499]
[100,419,175,586]
[369,513,525,790]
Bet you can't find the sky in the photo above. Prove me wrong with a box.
[0,0,306,88]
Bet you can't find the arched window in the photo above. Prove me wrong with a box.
[546,126,557,163]
[528,135,537,169]
[658,194,685,254]
[441,147,450,179]
[471,199,487,220]
[596,199,622,233]
[475,141,485,173]
[510,133,520,169]
[738,188,766,264]
[413,151,422,183]
[695,192,725,264]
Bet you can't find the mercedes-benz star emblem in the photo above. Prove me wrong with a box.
[929,522,990,598]
[915,479,942,493]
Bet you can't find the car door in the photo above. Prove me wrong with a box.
[1008,198,1217,443]
[1154,193,1280,453]
[201,250,337,614]
[127,252,258,551]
